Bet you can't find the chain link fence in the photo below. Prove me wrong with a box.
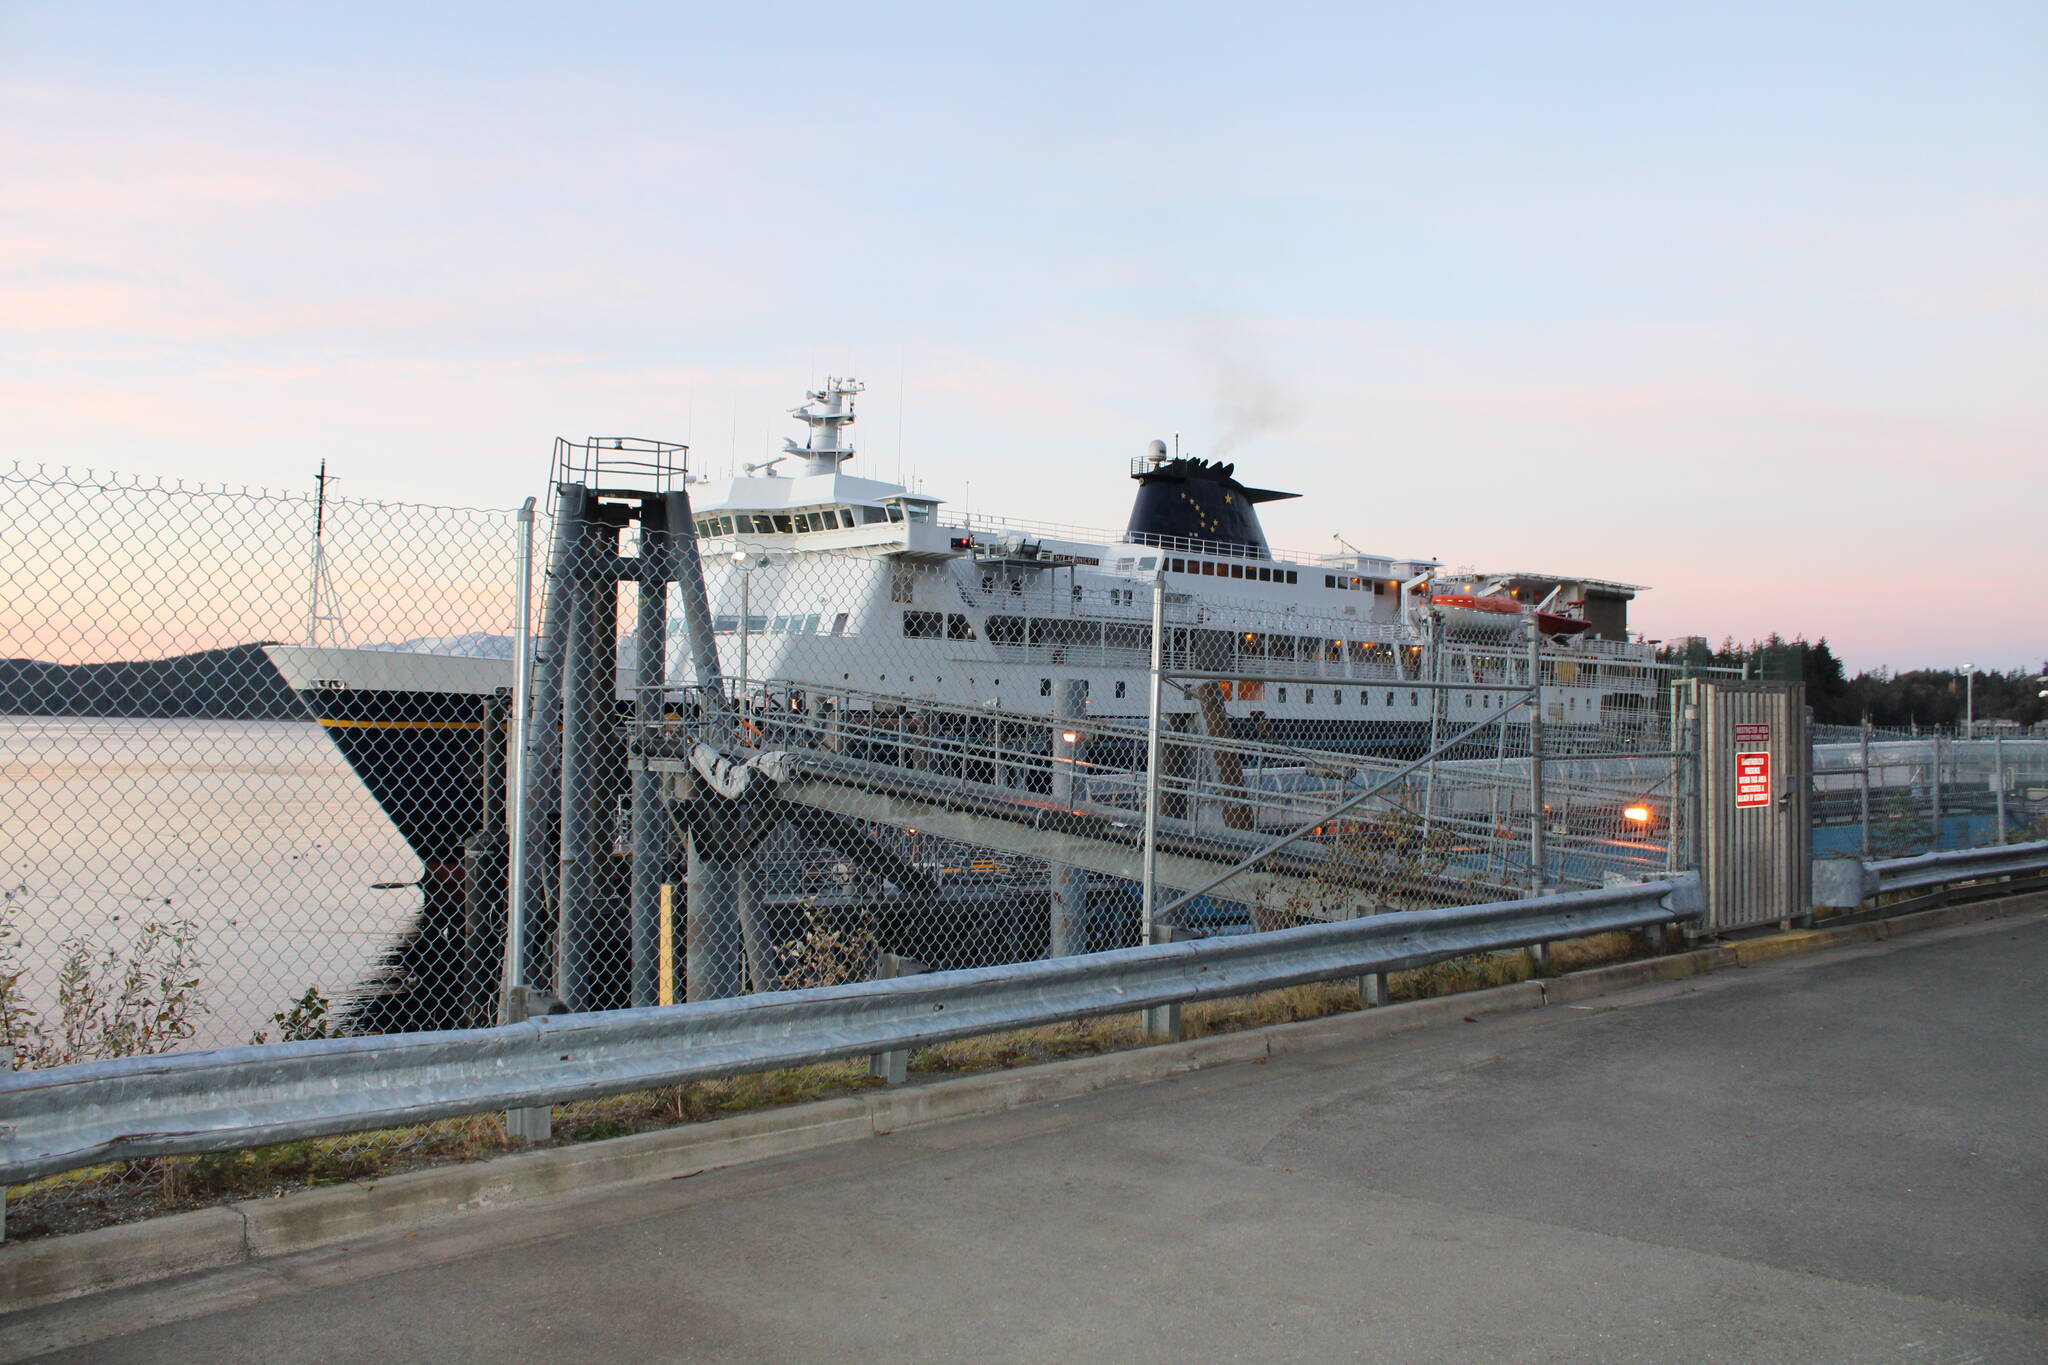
[0,455,1791,1236]
[1811,725,2048,858]
[0,464,527,1230]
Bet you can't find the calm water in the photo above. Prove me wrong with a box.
[1,717,422,1049]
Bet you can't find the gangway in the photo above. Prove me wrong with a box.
[641,681,1532,922]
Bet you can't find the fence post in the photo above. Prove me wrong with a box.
[1858,720,1872,859]
[629,494,674,1008]
[1141,569,1166,944]
[1525,622,1550,970]
[1994,735,2008,844]
[1050,679,1088,956]
[1930,732,1944,852]
[501,497,537,1019]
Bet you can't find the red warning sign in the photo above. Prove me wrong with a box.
[1735,751,1771,808]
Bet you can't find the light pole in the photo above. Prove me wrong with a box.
[1962,662,1975,740]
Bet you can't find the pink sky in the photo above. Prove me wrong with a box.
[3,6,2044,673]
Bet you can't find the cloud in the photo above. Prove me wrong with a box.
[0,82,374,226]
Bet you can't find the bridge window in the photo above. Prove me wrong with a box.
[1115,681,1127,699]
[946,613,975,640]
[1040,678,1052,696]
[902,611,943,639]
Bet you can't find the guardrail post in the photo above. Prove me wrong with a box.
[503,985,566,1143]
[1142,925,1183,1040]
[868,953,928,1083]
[1346,902,1389,1005]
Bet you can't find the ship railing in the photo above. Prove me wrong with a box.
[706,677,1690,813]
[549,435,689,492]
[948,510,1327,565]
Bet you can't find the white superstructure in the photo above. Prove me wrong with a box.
[676,378,1668,736]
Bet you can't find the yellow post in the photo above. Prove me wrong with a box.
[658,884,676,1006]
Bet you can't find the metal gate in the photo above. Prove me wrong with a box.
[1684,680,1811,932]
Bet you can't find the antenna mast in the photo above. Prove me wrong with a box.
[306,459,349,647]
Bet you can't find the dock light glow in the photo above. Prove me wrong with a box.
[1623,804,1652,825]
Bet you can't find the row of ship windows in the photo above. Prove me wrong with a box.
[1326,575,1392,594]
[1019,684,1598,714]
[1167,557,1299,584]
[713,613,848,635]
[697,502,931,538]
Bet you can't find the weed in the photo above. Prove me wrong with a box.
[1,903,206,1070]
[251,987,340,1045]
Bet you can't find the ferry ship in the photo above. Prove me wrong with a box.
[266,376,1663,878]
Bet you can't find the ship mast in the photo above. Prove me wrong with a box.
[783,376,864,476]
[306,459,349,647]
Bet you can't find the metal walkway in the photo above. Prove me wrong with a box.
[646,682,1531,921]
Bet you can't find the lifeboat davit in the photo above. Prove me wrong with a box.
[1430,594,1594,637]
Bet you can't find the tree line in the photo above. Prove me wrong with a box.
[1657,636,2045,731]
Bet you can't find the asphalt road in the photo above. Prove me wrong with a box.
[6,912,2044,1363]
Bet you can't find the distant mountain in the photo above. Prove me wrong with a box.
[362,633,517,660]
[0,644,305,719]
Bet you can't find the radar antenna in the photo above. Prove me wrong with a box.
[784,377,864,476]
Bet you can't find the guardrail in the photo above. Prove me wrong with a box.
[8,841,2046,1193]
[0,880,1695,1187]
[1812,839,2048,905]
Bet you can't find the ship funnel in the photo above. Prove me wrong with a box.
[1125,454,1298,557]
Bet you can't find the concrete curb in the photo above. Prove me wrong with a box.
[6,889,2041,1314]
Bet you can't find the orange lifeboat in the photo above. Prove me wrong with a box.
[1430,594,1593,636]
